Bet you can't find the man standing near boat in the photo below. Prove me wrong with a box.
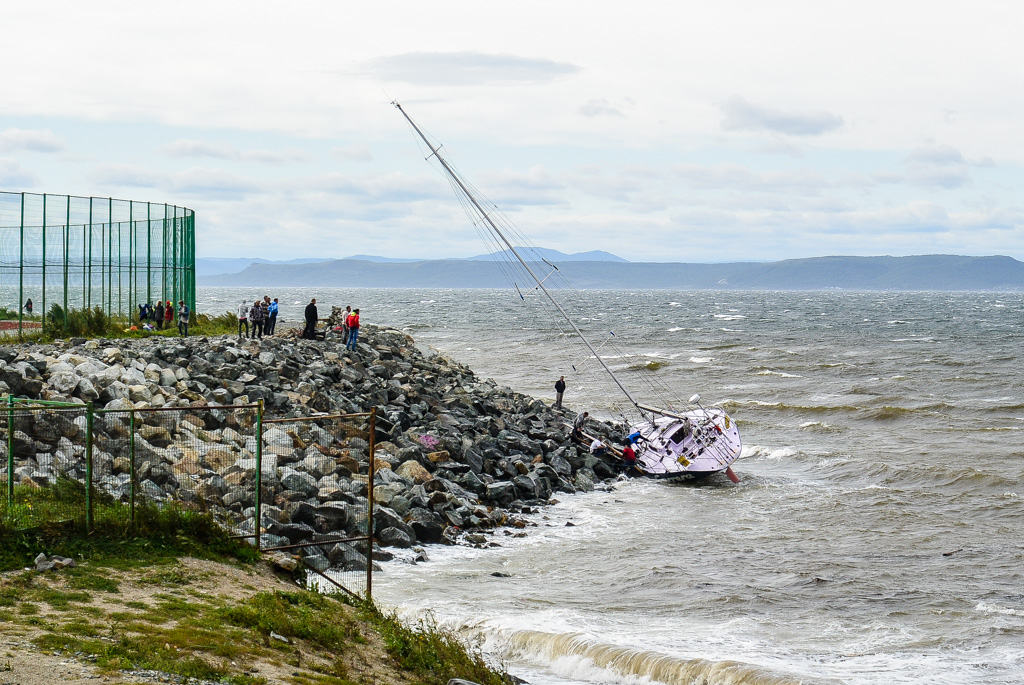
[572,411,588,440]
[554,376,566,410]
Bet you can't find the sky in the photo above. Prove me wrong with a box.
[1,0,1023,263]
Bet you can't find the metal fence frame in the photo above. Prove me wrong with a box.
[0,191,196,335]
[255,410,377,598]
[1,397,376,598]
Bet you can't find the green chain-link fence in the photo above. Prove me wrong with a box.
[0,397,376,598]
[0,192,195,335]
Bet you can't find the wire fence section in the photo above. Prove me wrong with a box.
[0,398,376,598]
[258,412,376,599]
[0,192,195,332]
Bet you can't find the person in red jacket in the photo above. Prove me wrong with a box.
[345,308,360,351]
[621,442,637,474]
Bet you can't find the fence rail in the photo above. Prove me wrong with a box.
[0,396,375,598]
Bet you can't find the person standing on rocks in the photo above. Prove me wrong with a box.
[154,300,164,330]
[266,297,279,335]
[572,411,589,440]
[554,376,566,409]
[303,298,318,339]
[249,300,265,339]
[345,308,360,351]
[341,305,352,345]
[237,300,250,339]
[177,300,190,336]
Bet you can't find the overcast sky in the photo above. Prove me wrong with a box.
[2,1,1022,262]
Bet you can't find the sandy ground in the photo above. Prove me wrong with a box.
[0,557,404,685]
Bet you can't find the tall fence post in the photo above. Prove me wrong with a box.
[6,395,13,506]
[85,402,94,532]
[254,400,264,552]
[365,407,376,599]
[129,409,136,529]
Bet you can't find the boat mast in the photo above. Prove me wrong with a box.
[394,101,643,412]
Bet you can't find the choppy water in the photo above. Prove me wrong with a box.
[201,287,1024,684]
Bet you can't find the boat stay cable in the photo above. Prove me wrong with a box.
[393,100,648,418]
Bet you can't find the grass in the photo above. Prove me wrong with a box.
[0,480,259,573]
[360,604,507,685]
[0,503,511,685]
[6,304,239,342]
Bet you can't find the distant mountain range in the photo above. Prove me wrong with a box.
[197,248,625,275]
[197,254,1024,290]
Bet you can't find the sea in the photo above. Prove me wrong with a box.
[201,287,1024,685]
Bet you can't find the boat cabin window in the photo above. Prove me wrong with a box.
[668,424,691,444]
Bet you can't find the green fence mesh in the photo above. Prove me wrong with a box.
[0,192,195,332]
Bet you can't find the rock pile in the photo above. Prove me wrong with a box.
[0,323,624,571]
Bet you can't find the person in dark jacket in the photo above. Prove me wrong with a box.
[303,298,318,339]
[154,301,165,330]
[554,376,566,409]
[249,300,265,339]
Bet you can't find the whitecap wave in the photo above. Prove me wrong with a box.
[975,602,1024,617]
[756,370,802,378]
[503,630,808,685]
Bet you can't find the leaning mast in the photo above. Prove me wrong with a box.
[393,101,644,414]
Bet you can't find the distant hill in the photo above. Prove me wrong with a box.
[199,248,629,275]
[196,257,329,276]
[463,248,627,262]
[199,254,1024,290]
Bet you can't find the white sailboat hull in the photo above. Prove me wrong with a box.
[630,408,741,480]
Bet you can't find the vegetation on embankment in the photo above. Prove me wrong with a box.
[1,305,239,342]
[0,505,507,685]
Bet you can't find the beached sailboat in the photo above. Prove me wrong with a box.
[393,101,742,482]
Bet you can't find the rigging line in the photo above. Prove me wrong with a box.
[394,100,645,416]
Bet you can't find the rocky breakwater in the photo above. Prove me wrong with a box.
[0,324,624,572]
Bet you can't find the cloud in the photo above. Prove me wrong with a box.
[0,129,65,153]
[720,97,843,136]
[162,139,311,164]
[0,159,39,187]
[671,163,829,193]
[905,145,966,166]
[579,99,625,118]
[331,145,373,162]
[364,52,580,86]
[88,163,166,189]
[87,164,262,199]
[899,144,971,188]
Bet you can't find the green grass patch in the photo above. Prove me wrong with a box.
[360,603,507,685]
[7,304,238,343]
[0,483,258,572]
[220,591,362,650]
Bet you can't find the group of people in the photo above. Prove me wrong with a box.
[138,300,191,336]
[563,379,638,474]
[301,299,361,352]
[238,296,279,339]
